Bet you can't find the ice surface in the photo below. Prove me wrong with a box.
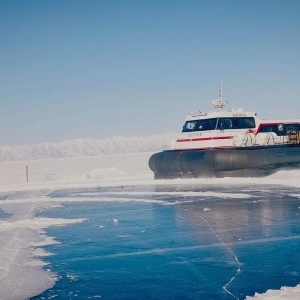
[0,192,85,300]
[0,152,300,299]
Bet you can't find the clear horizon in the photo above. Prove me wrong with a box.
[1,0,300,146]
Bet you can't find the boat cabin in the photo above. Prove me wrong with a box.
[173,100,300,150]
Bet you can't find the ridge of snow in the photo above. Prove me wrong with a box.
[0,133,176,162]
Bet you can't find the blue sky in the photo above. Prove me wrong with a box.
[1,0,300,145]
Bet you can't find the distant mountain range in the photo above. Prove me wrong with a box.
[0,133,176,162]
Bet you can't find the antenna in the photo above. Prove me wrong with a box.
[219,76,223,102]
[212,76,227,111]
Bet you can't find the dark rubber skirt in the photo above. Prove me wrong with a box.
[149,145,300,178]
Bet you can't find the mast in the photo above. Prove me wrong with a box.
[219,76,223,103]
[212,76,226,111]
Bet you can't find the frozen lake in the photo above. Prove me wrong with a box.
[1,152,300,299]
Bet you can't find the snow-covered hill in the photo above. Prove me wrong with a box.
[0,133,176,162]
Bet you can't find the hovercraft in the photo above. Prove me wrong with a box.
[149,95,300,178]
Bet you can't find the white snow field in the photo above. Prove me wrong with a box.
[0,151,300,299]
[0,133,175,162]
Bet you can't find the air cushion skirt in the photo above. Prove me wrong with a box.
[148,145,300,178]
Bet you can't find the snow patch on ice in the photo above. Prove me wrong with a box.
[0,193,86,300]
[289,194,300,199]
[246,284,300,299]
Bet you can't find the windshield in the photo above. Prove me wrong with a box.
[182,118,218,132]
[182,117,256,132]
[216,117,256,130]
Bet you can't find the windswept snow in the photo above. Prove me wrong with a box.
[0,133,175,162]
[1,152,300,193]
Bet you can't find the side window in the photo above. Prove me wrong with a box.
[182,118,218,132]
[277,124,285,136]
[182,121,198,132]
[217,118,233,130]
[286,124,298,132]
[235,117,256,129]
[260,125,273,133]
[197,118,217,131]
[260,124,285,136]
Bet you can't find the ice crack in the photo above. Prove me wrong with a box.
[197,213,241,300]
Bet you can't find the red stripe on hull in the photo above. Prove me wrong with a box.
[173,146,236,151]
[176,136,233,143]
